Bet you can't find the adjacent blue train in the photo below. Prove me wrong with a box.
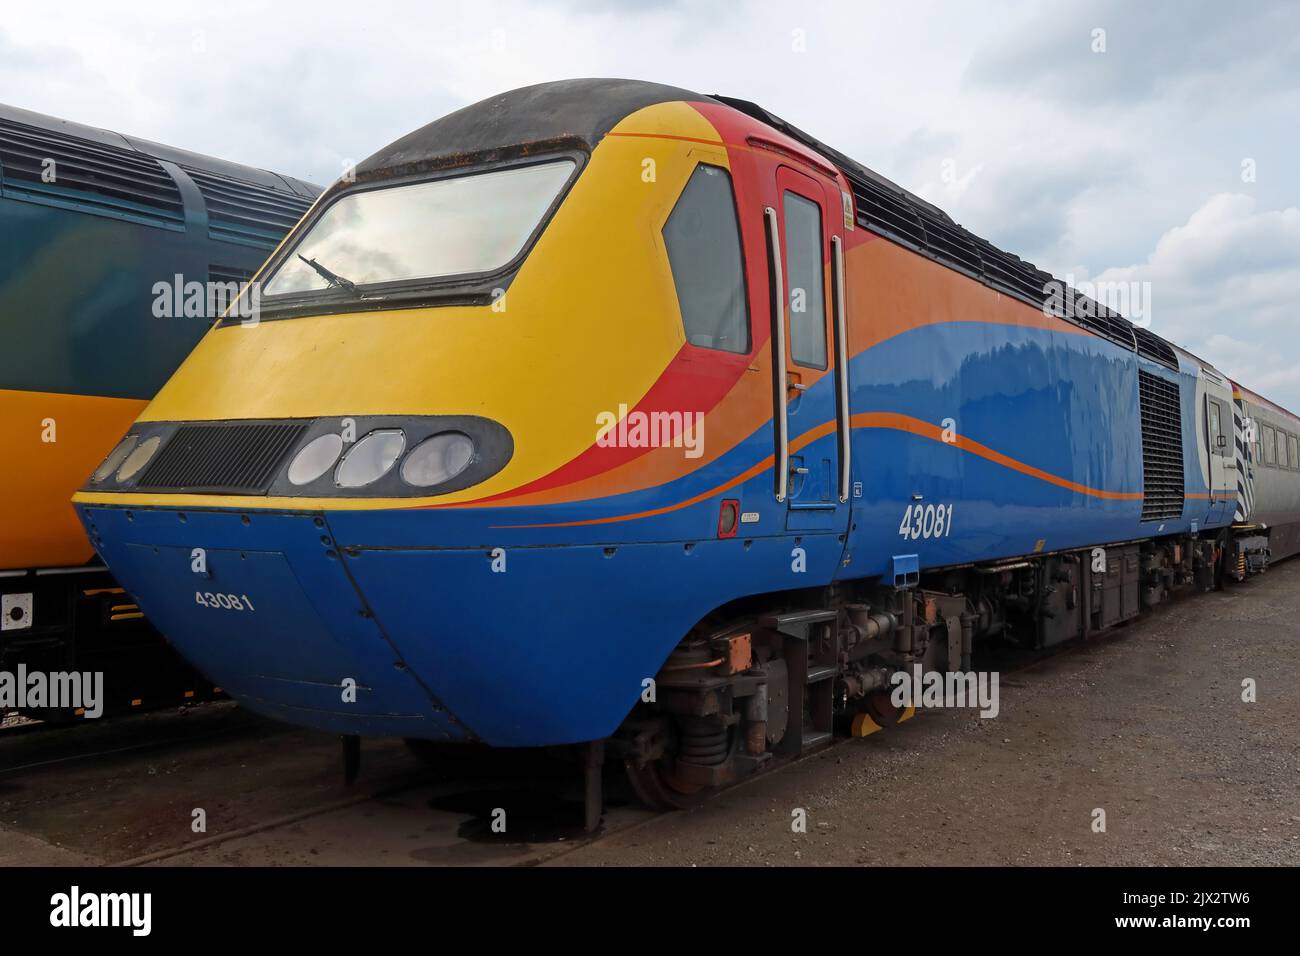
[1,102,318,718]
[74,80,1297,813]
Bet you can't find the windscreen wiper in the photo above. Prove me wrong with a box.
[298,254,359,294]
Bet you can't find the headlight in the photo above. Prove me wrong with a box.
[335,429,405,488]
[116,436,162,482]
[287,433,345,486]
[401,432,475,487]
[92,435,138,483]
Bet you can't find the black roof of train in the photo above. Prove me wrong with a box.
[355,78,708,178]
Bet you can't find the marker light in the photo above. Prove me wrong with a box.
[401,432,475,488]
[288,433,345,486]
[116,436,162,483]
[92,436,138,483]
[335,429,405,488]
[717,499,740,538]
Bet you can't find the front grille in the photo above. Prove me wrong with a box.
[1138,370,1185,521]
[136,422,308,493]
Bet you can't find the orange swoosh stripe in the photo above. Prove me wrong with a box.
[491,412,1141,528]
[854,412,1143,501]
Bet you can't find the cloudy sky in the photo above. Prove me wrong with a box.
[4,0,1298,405]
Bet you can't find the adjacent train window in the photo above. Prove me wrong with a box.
[783,191,828,368]
[1262,425,1276,465]
[662,164,750,354]
[1290,435,1299,470]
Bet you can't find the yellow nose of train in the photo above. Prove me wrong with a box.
[80,96,735,514]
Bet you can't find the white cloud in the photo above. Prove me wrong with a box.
[1096,193,1300,407]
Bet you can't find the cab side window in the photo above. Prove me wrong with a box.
[662,164,750,354]
[1290,435,1299,471]
[1262,425,1276,465]
[1208,400,1224,455]
[783,191,828,369]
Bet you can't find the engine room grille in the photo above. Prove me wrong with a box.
[136,422,308,494]
[1134,326,1179,370]
[183,167,314,248]
[1138,370,1185,521]
[0,117,184,225]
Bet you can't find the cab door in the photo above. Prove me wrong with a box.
[762,165,851,532]
[1204,393,1230,524]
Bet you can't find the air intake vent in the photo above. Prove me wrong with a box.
[184,167,313,248]
[1134,326,1179,369]
[1138,370,1184,521]
[847,176,926,250]
[136,421,309,494]
[913,205,983,276]
[0,118,184,226]
[208,265,256,286]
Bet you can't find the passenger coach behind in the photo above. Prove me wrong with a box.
[74,80,1300,814]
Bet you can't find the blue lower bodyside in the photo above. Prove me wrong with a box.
[78,504,845,745]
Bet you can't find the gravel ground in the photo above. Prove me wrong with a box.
[555,559,1300,867]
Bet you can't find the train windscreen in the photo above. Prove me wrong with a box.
[263,159,575,295]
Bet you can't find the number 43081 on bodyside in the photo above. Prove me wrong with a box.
[194,591,256,611]
[898,503,954,540]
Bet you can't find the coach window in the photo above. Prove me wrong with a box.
[1262,425,1276,465]
[662,164,750,354]
[783,191,828,368]
[1290,435,1299,470]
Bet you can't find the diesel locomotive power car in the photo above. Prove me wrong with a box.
[1,103,318,717]
[74,80,1298,810]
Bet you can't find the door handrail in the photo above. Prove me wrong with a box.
[765,205,789,503]
[831,234,851,503]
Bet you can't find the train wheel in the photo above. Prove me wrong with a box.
[623,718,734,811]
[623,756,710,811]
[864,688,913,727]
